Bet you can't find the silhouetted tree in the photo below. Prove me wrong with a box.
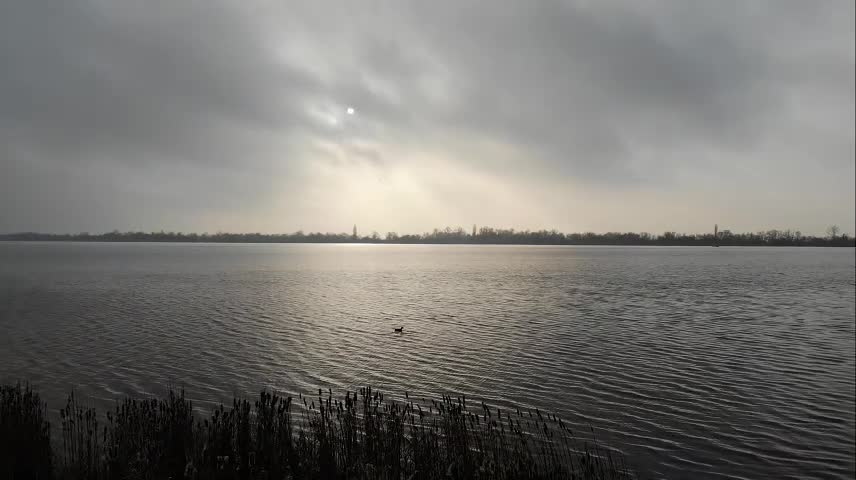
[826,225,840,239]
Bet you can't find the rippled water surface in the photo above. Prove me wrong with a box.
[1,242,854,479]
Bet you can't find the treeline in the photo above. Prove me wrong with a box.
[1,226,853,246]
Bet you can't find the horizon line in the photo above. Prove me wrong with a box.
[0,224,851,238]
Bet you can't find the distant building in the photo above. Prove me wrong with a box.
[353,224,358,239]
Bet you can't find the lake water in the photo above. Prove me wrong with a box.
[1,242,853,479]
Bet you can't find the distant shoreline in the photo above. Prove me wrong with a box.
[2,239,856,247]
[2,228,853,247]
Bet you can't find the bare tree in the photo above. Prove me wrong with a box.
[826,225,840,239]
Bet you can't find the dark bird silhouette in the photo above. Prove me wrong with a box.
[394,327,404,333]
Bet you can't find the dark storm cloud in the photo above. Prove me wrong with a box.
[0,0,853,233]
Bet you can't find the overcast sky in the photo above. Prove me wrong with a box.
[2,1,854,235]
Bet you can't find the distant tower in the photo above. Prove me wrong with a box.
[473,224,477,237]
[353,224,358,239]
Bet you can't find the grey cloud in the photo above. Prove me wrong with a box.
[290,0,848,183]
[0,0,324,231]
[395,1,799,181]
[0,1,314,168]
[0,0,853,233]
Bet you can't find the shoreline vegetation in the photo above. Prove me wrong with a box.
[1,383,631,480]
[1,225,853,247]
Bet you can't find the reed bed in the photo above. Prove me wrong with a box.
[0,383,632,479]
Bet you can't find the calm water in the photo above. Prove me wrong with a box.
[1,242,854,479]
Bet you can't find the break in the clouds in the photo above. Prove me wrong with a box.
[1,0,854,235]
